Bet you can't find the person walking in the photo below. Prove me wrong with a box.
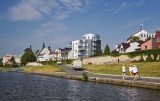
[122,64,126,80]
[129,64,133,79]
[132,65,137,80]
[135,65,140,79]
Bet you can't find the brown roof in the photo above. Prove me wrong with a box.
[121,43,130,50]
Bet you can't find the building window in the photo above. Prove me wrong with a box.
[141,34,143,37]
[145,46,147,50]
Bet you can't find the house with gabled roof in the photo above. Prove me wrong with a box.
[127,24,155,43]
[113,42,140,53]
[141,28,160,50]
[2,53,13,65]
[36,43,54,62]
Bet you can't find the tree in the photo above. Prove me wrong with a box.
[0,58,3,67]
[130,36,143,43]
[103,44,110,55]
[10,56,18,67]
[21,48,37,66]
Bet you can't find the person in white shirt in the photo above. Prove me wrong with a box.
[129,64,133,79]
[132,65,137,80]
[122,64,126,80]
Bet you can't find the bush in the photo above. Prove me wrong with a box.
[62,59,73,64]
[82,71,88,81]
[40,61,56,66]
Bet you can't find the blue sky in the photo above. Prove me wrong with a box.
[0,0,160,57]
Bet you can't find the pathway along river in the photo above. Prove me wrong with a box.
[0,72,159,101]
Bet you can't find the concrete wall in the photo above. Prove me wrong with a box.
[82,55,141,64]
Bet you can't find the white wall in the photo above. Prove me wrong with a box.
[126,42,140,52]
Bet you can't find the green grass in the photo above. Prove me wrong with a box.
[83,62,160,77]
[0,67,12,71]
[21,65,65,73]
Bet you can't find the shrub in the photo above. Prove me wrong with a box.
[82,71,88,81]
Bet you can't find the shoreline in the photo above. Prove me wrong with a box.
[18,71,160,90]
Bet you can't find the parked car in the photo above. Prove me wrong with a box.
[56,59,62,65]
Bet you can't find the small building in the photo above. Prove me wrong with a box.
[141,38,156,50]
[60,47,72,60]
[113,42,140,53]
[2,53,13,65]
[36,43,54,62]
[140,29,160,50]
[54,48,61,60]
[155,29,160,48]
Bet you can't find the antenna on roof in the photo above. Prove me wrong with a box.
[140,24,143,31]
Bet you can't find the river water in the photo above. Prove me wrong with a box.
[0,72,159,101]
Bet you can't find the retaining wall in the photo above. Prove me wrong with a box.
[82,55,141,64]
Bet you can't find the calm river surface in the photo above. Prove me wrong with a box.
[0,72,160,101]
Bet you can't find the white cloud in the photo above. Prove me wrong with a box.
[7,0,89,21]
[113,2,132,14]
[8,0,43,21]
[33,21,66,36]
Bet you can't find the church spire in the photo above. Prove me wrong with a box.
[42,42,45,49]
[30,45,32,50]
[48,44,51,51]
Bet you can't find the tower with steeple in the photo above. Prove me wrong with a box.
[48,44,51,51]
[30,45,32,50]
[42,42,45,49]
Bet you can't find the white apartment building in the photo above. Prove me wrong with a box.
[70,33,101,59]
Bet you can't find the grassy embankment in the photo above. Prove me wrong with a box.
[21,65,65,73]
[0,62,65,73]
[83,62,160,77]
[0,67,11,71]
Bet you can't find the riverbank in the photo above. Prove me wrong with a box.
[21,65,65,73]
[18,69,160,90]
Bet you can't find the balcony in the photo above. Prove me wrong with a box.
[91,48,97,50]
[79,47,86,51]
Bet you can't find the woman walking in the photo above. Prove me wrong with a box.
[122,64,126,80]
[129,64,133,79]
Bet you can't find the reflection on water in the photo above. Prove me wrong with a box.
[0,72,159,101]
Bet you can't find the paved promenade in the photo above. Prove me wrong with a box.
[58,65,160,83]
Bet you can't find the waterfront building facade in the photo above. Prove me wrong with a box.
[70,33,101,59]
